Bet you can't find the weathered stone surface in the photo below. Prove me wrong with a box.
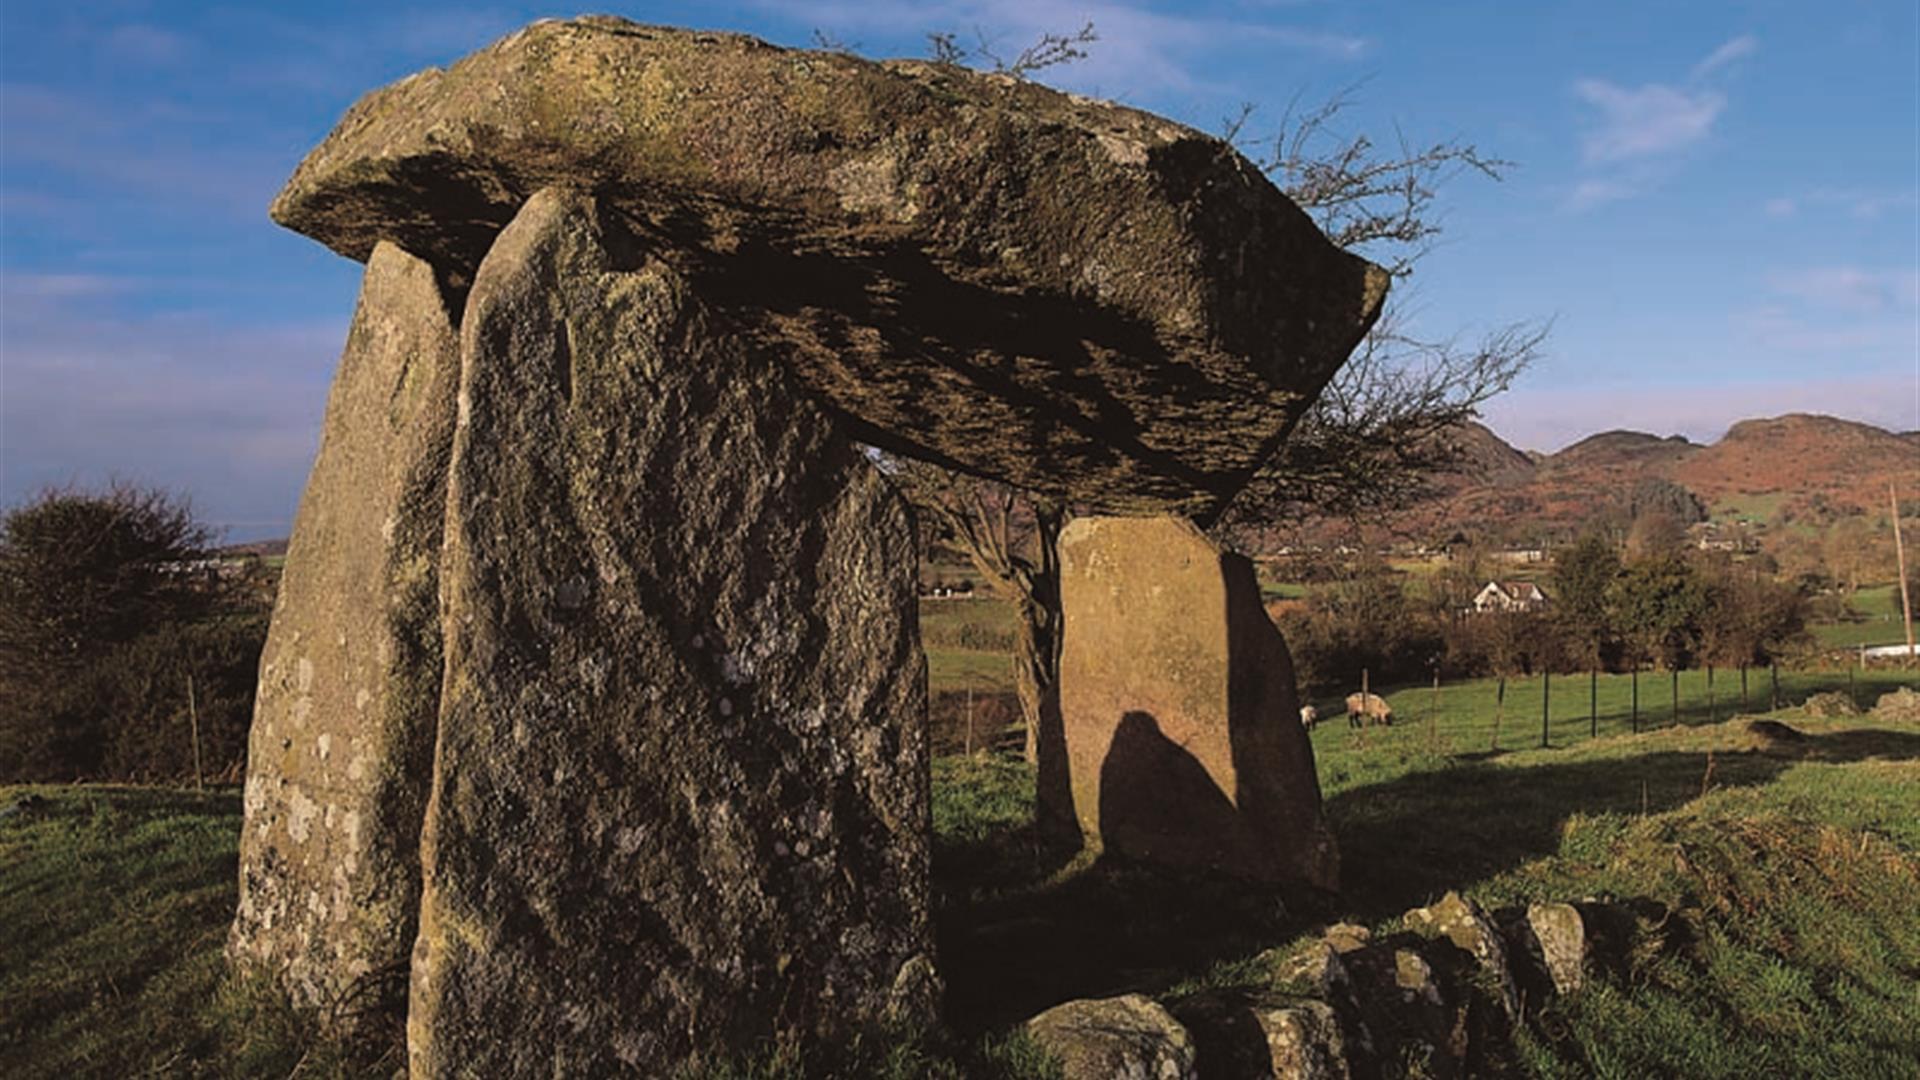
[1404,891,1519,1020]
[1525,902,1586,996]
[271,17,1387,520]
[1801,690,1860,718]
[228,240,459,1025]
[407,189,930,1075]
[1322,923,1372,955]
[1264,941,1374,1063]
[1026,994,1198,1080]
[1055,515,1337,886]
[1176,992,1350,1080]
[1343,944,1470,1079]
[1874,685,1920,722]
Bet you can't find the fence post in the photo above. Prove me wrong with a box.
[1707,664,1715,724]
[186,673,204,793]
[1541,670,1550,748]
[1429,666,1440,753]
[1631,666,1639,733]
[1671,667,1679,727]
[1589,669,1598,739]
[1770,663,1779,711]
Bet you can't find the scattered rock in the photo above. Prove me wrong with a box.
[406,190,929,1075]
[1026,994,1198,1080]
[271,17,1387,519]
[1403,891,1520,1020]
[1525,903,1586,996]
[227,240,460,1029]
[1873,686,1920,722]
[1800,691,1861,718]
[1174,991,1349,1080]
[1056,515,1338,888]
[1322,923,1372,955]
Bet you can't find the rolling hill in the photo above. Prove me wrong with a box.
[1348,412,1915,546]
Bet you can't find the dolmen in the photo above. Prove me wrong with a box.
[229,17,1384,1075]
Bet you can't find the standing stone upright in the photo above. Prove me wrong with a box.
[1055,515,1338,888]
[407,189,931,1075]
[229,241,459,1023]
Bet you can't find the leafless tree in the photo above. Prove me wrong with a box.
[1213,90,1548,542]
[886,32,1543,762]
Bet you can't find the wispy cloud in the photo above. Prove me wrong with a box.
[101,24,194,65]
[1767,266,1920,314]
[1573,79,1725,164]
[1691,33,1757,79]
[1566,34,1755,210]
[1762,187,1920,221]
[1,275,341,538]
[752,0,1368,96]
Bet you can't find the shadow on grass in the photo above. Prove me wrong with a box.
[932,725,1920,1035]
[1330,726,1920,921]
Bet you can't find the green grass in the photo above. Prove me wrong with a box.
[1809,584,1911,648]
[1302,666,1916,795]
[1710,491,1786,523]
[8,666,1917,1076]
[0,786,389,1079]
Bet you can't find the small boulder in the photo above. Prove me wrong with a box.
[1874,686,1920,723]
[1322,923,1372,955]
[1174,991,1349,1080]
[1403,891,1520,1020]
[1026,994,1198,1080]
[1525,903,1586,996]
[1800,691,1861,718]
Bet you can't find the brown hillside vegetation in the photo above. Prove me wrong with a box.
[1298,412,1913,547]
[1672,414,1918,516]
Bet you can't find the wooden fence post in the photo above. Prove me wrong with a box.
[1671,667,1679,727]
[1589,669,1598,739]
[1541,670,1551,748]
[1631,667,1639,733]
[186,673,204,793]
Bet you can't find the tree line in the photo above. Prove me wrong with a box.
[0,484,272,782]
[1276,531,1811,697]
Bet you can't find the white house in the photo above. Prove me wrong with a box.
[1472,580,1549,613]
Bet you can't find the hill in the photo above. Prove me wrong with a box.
[1352,412,1914,547]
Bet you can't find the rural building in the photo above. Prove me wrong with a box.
[1472,580,1549,613]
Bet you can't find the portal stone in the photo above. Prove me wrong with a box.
[228,240,459,1026]
[406,189,930,1075]
[1055,515,1337,888]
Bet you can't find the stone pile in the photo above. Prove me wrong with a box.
[230,16,1385,1075]
[1024,891,1600,1080]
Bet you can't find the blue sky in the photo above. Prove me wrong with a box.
[2,1,1916,540]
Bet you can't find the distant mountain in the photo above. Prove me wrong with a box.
[1342,412,1915,547]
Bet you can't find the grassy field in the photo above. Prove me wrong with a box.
[1810,583,1912,649]
[5,589,1916,1076]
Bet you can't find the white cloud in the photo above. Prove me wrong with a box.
[1691,33,1757,79]
[1573,79,1725,164]
[1767,266,1920,314]
[102,24,193,65]
[752,0,1368,96]
[1763,196,1797,217]
[1,279,341,539]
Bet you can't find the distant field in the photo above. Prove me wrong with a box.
[1809,583,1911,649]
[1710,491,1786,522]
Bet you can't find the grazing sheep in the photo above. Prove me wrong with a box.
[1299,704,1320,729]
[1345,692,1393,728]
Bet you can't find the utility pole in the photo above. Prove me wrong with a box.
[1893,481,1914,659]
